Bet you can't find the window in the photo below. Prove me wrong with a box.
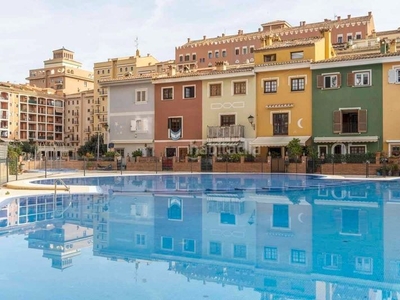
[235,48,240,55]
[220,114,235,127]
[342,209,359,233]
[222,50,227,57]
[273,113,289,135]
[347,34,353,42]
[209,242,222,255]
[318,145,328,158]
[291,78,305,91]
[233,244,246,258]
[264,80,277,93]
[208,51,212,59]
[183,86,195,98]
[183,239,195,252]
[242,47,247,55]
[168,117,182,139]
[192,54,196,60]
[388,68,400,84]
[184,54,190,61]
[161,237,173,250]
[291,249,306,264]
[136,234,146,246]
[263,54,276,62]
[215,51,219,58]
[333,109,367,134]
[233,81,246,94]
[272,204,289,228]
[264,247,278,261]
[209,83,222,96]
[324,253,340,269]
[391,145,400,157]
[290,51,304,60]
[350,146,366,154]
[317,74,341,89]
[136,90,146,102]
[348,71,371,86]
[167,198,182,220]
[162,87,173,100]
[250,46,254,53]
[337,35,343,43]
[356,32,362,39]
[220,212,235,225]
[355,257,373,273]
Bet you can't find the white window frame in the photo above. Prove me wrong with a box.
[321,72,339,89]
[323,253,340,269]
[135,88,147,103]
[179,55,183,62]
[269,110,291,125]
[317,145,328,158]
[168,116,183,139]
[208,81,223,97]
[192,53,197,60]
[348,145,367,154]
[263,79,278,93]
[347,33,353,41]
[290,51,304,60]
[355,256,373,274]
[337,34,343,43]
[288,75,307,91]
[353,70,371,87]
[249,45,255,53]
[242,47,247,55]
[182,85,196,99]
[388,67,400,84]
[233,244,247,259]
[208,51,212,59]
[161,86,174,100]
[215,50,219,58]
[231,79,248,96]
[355,32,362,39]
[221,49,227,57]
[235,47,240,55]
[135,233,146,247]
[182,238,196,253]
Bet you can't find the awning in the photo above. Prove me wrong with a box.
[206,141,241,146]
[314,136,379,143]
[249,136,310,147]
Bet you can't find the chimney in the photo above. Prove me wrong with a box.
[368,11,372,17]
[347,14,351,19]
[324,18,328,22]
[187,38,190,43]
[238,30,243,35]
[215,61,227,71]
[321,29,333,59]
[222,33,225,37]
[390,39,397,53]
[203,35,206,40]
[258,28,261,32]
[337,16,341,21]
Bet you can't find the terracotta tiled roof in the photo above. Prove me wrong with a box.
[152,66,254,81]
[179,13,373,48]
[311,51,400,64]
[255,37,322,51]
[376,28,400,36]
[255,59,312,68]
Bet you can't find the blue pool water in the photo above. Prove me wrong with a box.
[1,174,400,299]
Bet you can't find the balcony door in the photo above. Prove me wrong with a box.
[220,115,235,127]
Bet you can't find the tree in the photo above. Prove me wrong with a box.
[286,138,303,162]
[77,134,107,158]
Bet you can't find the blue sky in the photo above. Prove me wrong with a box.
[1,0,399,83]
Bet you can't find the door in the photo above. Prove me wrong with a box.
[178,147,188,162]
[269,147,285,173]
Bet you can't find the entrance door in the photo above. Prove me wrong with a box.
[178,147,188,161]
[166,147,176,157]
[269,147,285,173]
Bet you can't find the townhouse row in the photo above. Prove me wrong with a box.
[101,30,400,159]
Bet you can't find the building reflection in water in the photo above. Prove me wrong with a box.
[2,175,400,298]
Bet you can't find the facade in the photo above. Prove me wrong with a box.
[175,12,374,71]
[100,75,155,158]
[251,30,335,158]
[26,48,94,95]
[382,40,400,156]
[93,50,161,140]
[311,49,400,156]
[64,90,94,158]
[153,70,203,158]
[201,64,256,156]
[0,82,65,158]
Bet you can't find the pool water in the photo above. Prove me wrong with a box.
[1,174,400,299]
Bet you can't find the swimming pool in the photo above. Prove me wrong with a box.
[1,174,400,299]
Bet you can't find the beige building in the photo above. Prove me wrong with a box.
[26,47,94,95]
[64,90,94,158]
[0,82,65,158]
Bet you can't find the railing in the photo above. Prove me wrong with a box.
[207,125,245,138]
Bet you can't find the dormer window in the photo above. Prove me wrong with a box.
[290,51,304,60]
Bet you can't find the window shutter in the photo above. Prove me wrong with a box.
[143,118,149,131]
[130,120,136,131]
[136,91,140,102]
[333,110,342,133]
[141,91,146,101]
[358,109,367,133]
[167,118,171,129]
[347,73,355,86]
[317,75,324,89]
[337,74,342,87]
[388,69,397,84]
[359,210,368,234]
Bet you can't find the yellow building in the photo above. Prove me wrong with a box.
[27,48,94,95]
[382,40,400,156]
[251,30,335,159]
[93,50,161,140]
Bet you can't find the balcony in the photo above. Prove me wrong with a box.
[207,125,245,139]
